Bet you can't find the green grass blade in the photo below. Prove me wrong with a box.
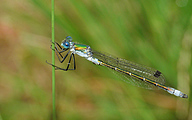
[51,0,56,119]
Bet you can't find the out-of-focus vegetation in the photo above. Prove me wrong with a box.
[0,0,191,120]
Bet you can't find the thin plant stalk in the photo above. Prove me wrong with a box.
[51,0,56,119]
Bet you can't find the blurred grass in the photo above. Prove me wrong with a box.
[0,0,191,120]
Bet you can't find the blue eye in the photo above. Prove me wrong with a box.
[61,42,70,48]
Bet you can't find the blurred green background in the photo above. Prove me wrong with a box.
[0,0,192,120]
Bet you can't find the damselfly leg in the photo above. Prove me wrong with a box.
[46,41,76,71]
[46,53,75,71]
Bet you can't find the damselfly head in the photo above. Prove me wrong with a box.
[61,36,73,49]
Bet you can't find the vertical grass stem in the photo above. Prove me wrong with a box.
[51,0,56,119]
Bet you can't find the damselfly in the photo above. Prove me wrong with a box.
[47,36,188,98]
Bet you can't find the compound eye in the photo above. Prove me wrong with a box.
[61,41,70,49]
[64,42,70,48]
[66,36,72,41]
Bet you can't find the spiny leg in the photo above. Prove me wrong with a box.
[54,42,66,53]
[55,50,71,63]
[72,53,76,70]
[47,40,75,71]
[46,53,76,71]
[50,41,66,53]
[50,41,70,63]
[57,53,75,71]
[46,61,68,71]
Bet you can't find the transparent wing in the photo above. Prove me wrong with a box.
[92,51,166,89]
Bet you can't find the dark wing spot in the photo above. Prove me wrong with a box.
[154,70,161,78]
